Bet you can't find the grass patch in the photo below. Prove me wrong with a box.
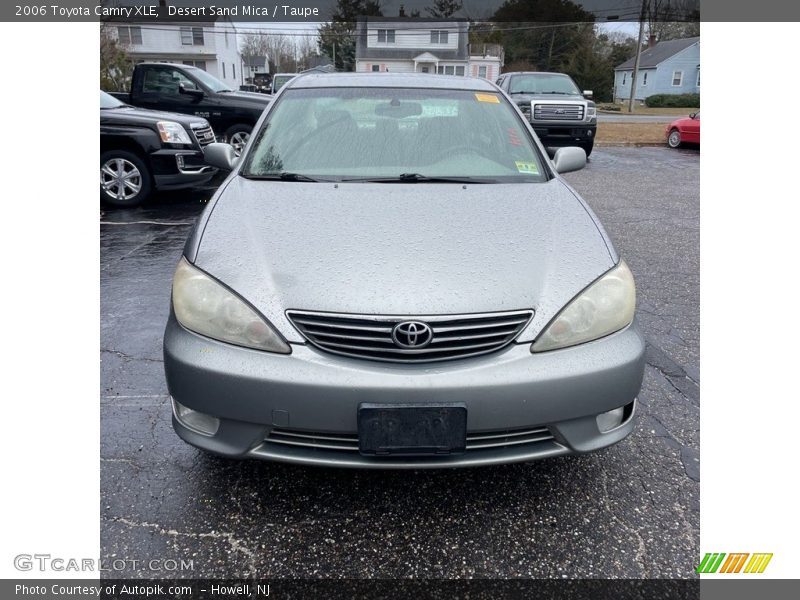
[596,122,665,145]
[599,105,698,116]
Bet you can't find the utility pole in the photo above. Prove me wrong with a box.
[627,0,648,113]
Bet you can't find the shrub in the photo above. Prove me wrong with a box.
[644,93,700,108]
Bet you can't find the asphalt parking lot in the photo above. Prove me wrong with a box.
[101,146,699,578]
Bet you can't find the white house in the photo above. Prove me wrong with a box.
[113,17,242,89]
[354,13,502,79]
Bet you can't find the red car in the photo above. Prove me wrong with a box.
[666,112,700,148]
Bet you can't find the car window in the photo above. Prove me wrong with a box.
[142,67,198,95]
[100,90,124,109]
[243,87,547,182]
[509,74,580,95]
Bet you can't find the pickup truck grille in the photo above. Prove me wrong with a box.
[190,123,215,147]
[533,104,584,121]
[286,309,534,363]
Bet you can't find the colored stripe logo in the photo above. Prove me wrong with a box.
[697,553,773,574]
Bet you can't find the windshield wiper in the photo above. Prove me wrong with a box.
[241,172,325,182]
[340,173,494,184]
[541,91,572,95]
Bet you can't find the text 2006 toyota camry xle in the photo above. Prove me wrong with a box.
[163,73,645,468]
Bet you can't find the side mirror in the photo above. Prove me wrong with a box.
[179,82,204,99]
[552,147,587,174]
[583,90,593,98]
[204,143,238,171]
[689,112,697,119]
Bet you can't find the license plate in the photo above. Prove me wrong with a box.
[358,403,467,456]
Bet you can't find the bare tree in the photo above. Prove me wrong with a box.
[100,23,133,91]
[426,0,463,18]
[646,0,700,44]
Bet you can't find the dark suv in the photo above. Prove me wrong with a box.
[100,91,215,207]
[496,72,597,156]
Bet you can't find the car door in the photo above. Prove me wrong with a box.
[137,65,213,120]
[683,113,700,143]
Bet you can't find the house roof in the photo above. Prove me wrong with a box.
[615,37,699,71]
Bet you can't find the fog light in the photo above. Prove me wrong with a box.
[172,398,220,436]
[596,407,625,432]
[587,129,593,137]
[176,154,185,169]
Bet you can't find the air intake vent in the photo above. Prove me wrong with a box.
[286,310,533,363]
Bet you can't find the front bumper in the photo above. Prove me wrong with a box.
[530,121,596,146]
[150,149,216,191]
[164,313,645,468]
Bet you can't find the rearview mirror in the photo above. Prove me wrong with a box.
[179,83,204,99]
[583,90,593,98]
[552,147,586,174]
[375,100,423,119]
[204,143,238,171]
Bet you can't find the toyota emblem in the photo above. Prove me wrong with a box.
[391,321,433,349]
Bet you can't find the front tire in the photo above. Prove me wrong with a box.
[580,140,594,157]
[225,124,252,156]
[100,150,152,207]
[667,128,682,148]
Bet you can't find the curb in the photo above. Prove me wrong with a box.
[595,141,665,147]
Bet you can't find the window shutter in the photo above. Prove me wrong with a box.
[471,65,478,76]
[366,63,372,72]
[380,63,386,72]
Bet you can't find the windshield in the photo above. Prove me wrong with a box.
[186,67,232,92]
[242,87,547,183]
[273,75,295,92]
[509,74,580,95]
[100,90,125,109]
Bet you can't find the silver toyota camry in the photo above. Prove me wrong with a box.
[164,73,645,468]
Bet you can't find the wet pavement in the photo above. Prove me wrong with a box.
[101,146,699,578]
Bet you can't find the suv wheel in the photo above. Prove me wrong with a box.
[100,150,152,207]
[580,141,594,157]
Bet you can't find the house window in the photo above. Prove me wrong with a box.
[455,66,465,76]
[642,72,648,86]
[181,27,204,46]
[672,70,683,86]
[696,68,700,87]
[377,29,395,43]
[182,60,207,71]
[222,63,226,78]
[372,64,380,72]
[225,31,229,47]
[430,30,449,44]
[478,65,487,78]
[117,26,142,45]
[232,63,235,79]
[622,72,627,85]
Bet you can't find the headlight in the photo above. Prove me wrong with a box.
[586,106,596,119]
[531,260,635,352]
[157,121,192,144]
[171,258,290,354]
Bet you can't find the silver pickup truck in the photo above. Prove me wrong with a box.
[496,71,597,156]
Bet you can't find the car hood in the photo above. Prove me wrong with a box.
[101,105,208,128]
[670,116,698,127]
[193,178,616,343]
[510,93,589,104]
[218,90,272,106]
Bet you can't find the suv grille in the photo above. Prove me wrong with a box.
[286,310,534,363]
[533,104,584,121]
[265,426,554,453]
[190,123,215,147]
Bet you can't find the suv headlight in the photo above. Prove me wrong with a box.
[171,258,290,354]
[157,121,192,144]
[586,106,596,119]
[532,260,635,352]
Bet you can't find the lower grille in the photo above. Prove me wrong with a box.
[533,103,584,121]
[190,123,216,147]
[265,426,554,454]
[286,309,534,363]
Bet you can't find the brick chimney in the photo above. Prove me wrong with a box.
[399,4,406,17]
[648,34,658,47]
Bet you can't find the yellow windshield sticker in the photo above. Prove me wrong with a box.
[475,93,500,103]
[515,161,540,174]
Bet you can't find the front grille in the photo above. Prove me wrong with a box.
[190,123,215,147]
[533,104,584,121]
[265,426,554,454]
[286,309,534,363]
